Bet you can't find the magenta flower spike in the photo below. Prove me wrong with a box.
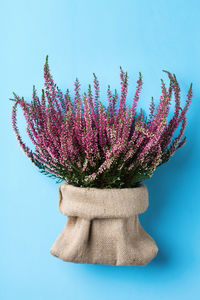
[11,56,193,188]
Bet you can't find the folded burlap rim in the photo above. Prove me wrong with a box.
[59,182,149,220]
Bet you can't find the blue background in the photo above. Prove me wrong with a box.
[1,0,200,299]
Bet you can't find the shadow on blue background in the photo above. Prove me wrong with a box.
[1,0,200,300]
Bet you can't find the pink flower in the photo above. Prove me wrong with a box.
[11,57,193,188]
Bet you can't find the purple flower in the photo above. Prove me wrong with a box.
[11,56,193,188]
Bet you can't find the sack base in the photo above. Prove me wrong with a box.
[50,216,158,266]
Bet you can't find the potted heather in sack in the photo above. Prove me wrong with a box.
[11,56,193,265]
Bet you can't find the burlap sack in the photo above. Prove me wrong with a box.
[50,182,158,265]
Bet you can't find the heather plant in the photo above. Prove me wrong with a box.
[11,56,193,188]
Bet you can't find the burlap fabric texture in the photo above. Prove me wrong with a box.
[50,182,158,265]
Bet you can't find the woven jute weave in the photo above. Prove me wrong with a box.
[50,182,158,265]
